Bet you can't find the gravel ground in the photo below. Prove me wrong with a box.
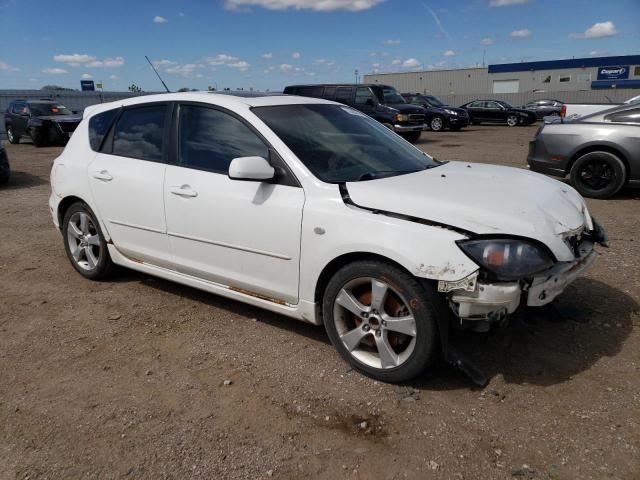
[1,125,638,480]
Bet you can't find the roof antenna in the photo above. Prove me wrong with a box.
[145,55,170,93]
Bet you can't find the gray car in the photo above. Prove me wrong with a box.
[528,102,640,198]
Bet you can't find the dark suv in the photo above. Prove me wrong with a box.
[4,99,82,147]
[0,142,9,185]
[402,93,469,132]
[283,84,426,142]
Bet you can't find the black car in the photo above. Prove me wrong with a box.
[521,99,563,120]
[283,84,426,142]
[4,99,82,147]
[459,100,537,127]
[0,143,9,185]
[402,93,469,132]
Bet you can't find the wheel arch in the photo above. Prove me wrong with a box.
[313,251,430,305]
[566,144,630,180]
[57,195,85,229]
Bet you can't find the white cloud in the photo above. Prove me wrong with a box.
[0,60,19,71]
[42,67,68,75]
[292,52,301,59]
[109,74,119,80]
[262,53,273,59]
[205,54,239,65]
[481,37,495,45]
[153,15,168,23]
[153,59,176,67]
[489,0,529,6]
[443,49,456,56]
[279,63,293,72]
[510,28,531,38]
[383,39,400,45]
[391,59,402,65]
[570,21,618,39]
[313,58,326,64]
[372,63,380,68]
[228,61,250,71]
[166,63,206,76]
[81,73,93,79]
[402,58,420,69]
[224,0,382,12]
[88,57,125,68]
[53,53,97,66]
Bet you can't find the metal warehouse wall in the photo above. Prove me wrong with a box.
[0,90,151,140]
[364,68,490,96]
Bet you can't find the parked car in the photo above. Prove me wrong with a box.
[459,100,537,126]
[401,93,469,132]
[560,95,640,121]
[50,92,606,384]
[4,99,82,147]
[284,84,426,142]
[0,142,9,185]
[528,102,640,199]
[521,99,563,120]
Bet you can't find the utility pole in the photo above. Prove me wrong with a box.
[354,69,359,84]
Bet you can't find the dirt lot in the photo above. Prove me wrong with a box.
[1,125,638,480]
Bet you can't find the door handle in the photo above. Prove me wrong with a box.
[169,185,198,198]
[92,170,113,181]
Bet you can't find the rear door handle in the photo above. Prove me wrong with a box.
[169,185,198,198]
[92,170,113,181]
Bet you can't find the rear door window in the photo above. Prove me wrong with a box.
[112,105,167,162]
[335,87,353,104]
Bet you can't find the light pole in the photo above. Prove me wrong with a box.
[354,69,359,84]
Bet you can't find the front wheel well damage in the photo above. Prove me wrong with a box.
[567,145,630,180]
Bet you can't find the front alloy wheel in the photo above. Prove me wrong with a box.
[62,202,114,279]
[7,126,19,144]
[323,260,440,383]
[506,115,519,127]
[430,116,444,132]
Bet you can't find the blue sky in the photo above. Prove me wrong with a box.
[0,0,638,91]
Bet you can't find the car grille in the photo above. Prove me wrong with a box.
[407,114,425,125]
[57,122,79,133]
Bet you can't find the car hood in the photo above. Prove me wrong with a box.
[37,114,82,122]
[387,103,425,114]
[345,161,592,261]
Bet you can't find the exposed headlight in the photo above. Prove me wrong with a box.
[457,238,554,279]
[395,114,409,122]
[444,109,458,115]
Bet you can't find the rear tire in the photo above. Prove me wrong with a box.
[6,126,19,144]
[62,202,114,280]
[569,151,627,199]
[322,260,441,383]
[506,115,519,127]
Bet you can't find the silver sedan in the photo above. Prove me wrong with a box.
[528,102,640,198]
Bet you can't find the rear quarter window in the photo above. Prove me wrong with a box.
[88,109,118,151]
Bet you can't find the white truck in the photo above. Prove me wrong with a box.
[560,94,640,120]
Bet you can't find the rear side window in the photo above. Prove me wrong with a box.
[604,108,640,124]
[89,109,118,151]
[335,87,353,104]
[112,105,167,162]
[323,87,336,100]
[178,105,269,174]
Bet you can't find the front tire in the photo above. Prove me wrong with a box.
[401,131,421,143]
[322,260,441,383]
[62,202,114,280]
[6,126,19,144]
[569,151,627,199]
[430,116,445,132]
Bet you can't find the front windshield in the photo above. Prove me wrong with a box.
[425,95,446,107]
[497,101,513,109]
[253,104,439,183]
[29,103,73,116]
[373,86,406,105]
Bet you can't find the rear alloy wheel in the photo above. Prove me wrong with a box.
[323,260,440,383]
[6,126,19,144]
[62,202,114,279]
[430,116,445,132]
[506,115,519,127]
[569,151,626,199]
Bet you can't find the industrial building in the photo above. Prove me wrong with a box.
[363,55,640,96]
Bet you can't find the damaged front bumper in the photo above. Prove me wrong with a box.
[442,246,597,322]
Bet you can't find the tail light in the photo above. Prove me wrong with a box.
[560,104,567,118]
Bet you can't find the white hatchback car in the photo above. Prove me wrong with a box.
[50,92,607,384]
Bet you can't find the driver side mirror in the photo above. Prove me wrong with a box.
[228,156,275,182]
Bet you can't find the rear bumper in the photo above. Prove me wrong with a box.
[527,140,568,177]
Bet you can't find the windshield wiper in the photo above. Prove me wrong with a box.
[357,168,426,181]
